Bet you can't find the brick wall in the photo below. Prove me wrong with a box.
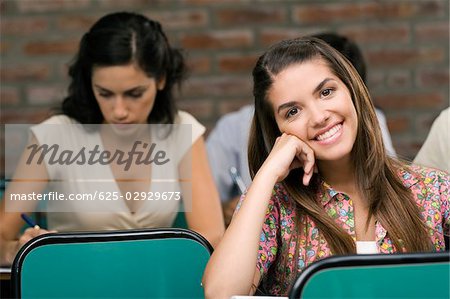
[1,0,449,160]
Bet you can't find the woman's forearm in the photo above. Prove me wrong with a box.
[0,237,19,266]
[202,169,278,298]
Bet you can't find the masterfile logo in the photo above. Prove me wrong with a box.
[4,123,193,213]
[26,140,170,171]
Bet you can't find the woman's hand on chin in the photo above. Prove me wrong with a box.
[259,133,316,186]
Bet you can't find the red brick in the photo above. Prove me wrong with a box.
[26,85,66,105]
[97,0,166,8]
[0,160,4,177]
[0,0,8,14]
[261,25,411,49]
[1,108,52,124]
[178,0,251,4]
[260,28,322,47]
[24,39,79,55]
[218,53,259,73]
[340,24,410,44]
[183,76,252,97]
[0,87,20,106]
[177,99,214,120]
[180,31,253,50]
[367,71,386,91]
[293,1,445,24]
[367,47,445,66]
[375,92,445,109]
[186,56,211,75]
[2,129,29,177]
[293,3,379,24]
[56,61,71,78]
[416,0,447,16]
[218,99,252,115]
[55,15,98,31]
[0,41,10,55]
[386,71,412,88]
[17,0,90,13]
[215,7,286,26]
[386,116,410,134]
[417,68,450,87]
[1,64,51,82]
[1,17,49,35]
[415,21,449,41]
[146,10,208,29]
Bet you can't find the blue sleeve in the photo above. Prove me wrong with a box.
[206,105,253,202]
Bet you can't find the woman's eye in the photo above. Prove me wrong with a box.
[321,88,333,97]
[286,107,299,118]
[99,93,112,98]
[128,93,143,99]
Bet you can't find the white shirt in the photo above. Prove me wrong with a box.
[356,241,378,254]
[414,107,450,173]
[30,111,204,231]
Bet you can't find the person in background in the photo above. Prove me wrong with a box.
[207,32,397,226]
[414,107,449,173]
[202,37,449,298]
[0,11,224,265]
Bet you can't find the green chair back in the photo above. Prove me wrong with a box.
[289,252,450,299]
[12,228,212,298]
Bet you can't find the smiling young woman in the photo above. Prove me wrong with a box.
[202,37,449,298]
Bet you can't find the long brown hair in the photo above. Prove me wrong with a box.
[248,37,432,260]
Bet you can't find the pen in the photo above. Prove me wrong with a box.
[20,213,40,230]
[229,167,247,194]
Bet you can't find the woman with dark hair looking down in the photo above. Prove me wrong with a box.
[0,12,224,265]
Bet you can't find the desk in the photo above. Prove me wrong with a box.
[1,267,12,299]
[231,297,288,299]
[0,267,11,280]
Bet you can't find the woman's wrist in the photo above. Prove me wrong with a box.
[0,239,19,266]
[254,163,281,186]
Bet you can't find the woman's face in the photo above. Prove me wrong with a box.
[268,58,358,162]
[91,63,165,130]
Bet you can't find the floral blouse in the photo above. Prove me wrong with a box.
[238,165,449,296]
